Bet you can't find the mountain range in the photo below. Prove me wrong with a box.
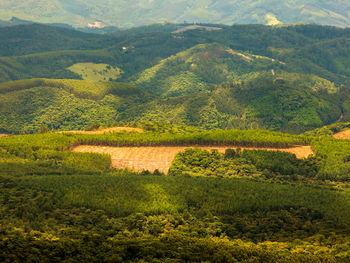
[0,0,350,28]
[0,23,350,134]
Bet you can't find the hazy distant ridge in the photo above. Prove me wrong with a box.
[0,0,349,28]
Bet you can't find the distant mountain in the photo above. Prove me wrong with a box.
[0,0,349,28]
[0,17,119,34]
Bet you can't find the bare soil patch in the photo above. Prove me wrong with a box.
[73,145,313,173]
[0,134,8,137]
[226,49,252,62]
[60,127,143,135]
[334,129,350,139]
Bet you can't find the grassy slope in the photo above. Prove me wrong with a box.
[67,63,122,81]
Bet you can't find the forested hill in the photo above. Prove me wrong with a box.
[2,23,350,83]
[1,23,350,134]
[0,24,109,56]
[0,0,350,28]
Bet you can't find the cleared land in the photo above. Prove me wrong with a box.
[61,127,143,135]
[0,134,7,137]
[67,63,122,82]
[73,145,314,173]
[334,129,350,139]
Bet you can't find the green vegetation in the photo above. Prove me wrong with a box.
[2,24,350,133]
[136,43,280,97]
[1,23,350,261]
[169,148,317,180]
[2,173,350,262]
[127,72,342,132]
[0,79,144,133]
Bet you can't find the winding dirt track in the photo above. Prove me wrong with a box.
[73,145,314,173]
[333,129,350,139]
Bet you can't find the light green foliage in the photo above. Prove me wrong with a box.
[169,148,318,179]
[128,72,342,132]
[169,148,261,177]
[313,139,350,181]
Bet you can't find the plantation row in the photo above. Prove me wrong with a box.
[0,127,350,180]
[1,173,350,261]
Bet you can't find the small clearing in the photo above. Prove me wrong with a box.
[61,127,144,135]
[73,145,314,173]
[67,63,122,82]
[334,129,350,139]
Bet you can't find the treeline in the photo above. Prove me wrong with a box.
[0,233,340,263]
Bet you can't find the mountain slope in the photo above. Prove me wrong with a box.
[0,24,108,57]
[0,79,145,133]
[126,72,342,133]
[0,24,350,133]
[0,0,350,28]
[136,43,282,97]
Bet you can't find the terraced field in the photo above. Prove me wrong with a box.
[73,145,313,173]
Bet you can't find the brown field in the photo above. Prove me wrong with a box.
[0,134,8,137]
[73,145,314,173]
[60,127,144,135]
[334,129,350,139]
